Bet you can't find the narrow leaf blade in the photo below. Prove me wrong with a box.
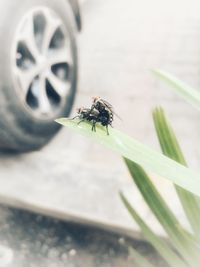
[120,192,187,267]
[128,247,155,267]
[123,159,198,265]
[153,107,200,239]
[55,118,200,197]
[153,69,200,110]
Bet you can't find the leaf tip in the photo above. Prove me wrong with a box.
[54,117,70,126]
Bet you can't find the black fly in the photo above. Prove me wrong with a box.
[92,97,121,120]
[76,107,100,132]
[91,97,114,135]
[72,97,116,135]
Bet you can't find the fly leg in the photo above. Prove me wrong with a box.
[91,120,96,132]
[68,115,80,120]
[93,122,96,132]
[77,119,85,125]
[106,125,109,135]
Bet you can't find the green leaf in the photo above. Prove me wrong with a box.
[120,192,187,267]
[123,159,198,266]
[153,107,200,240]
[55,118,200,197]
[152,69,200,110]
[128,247,155,267]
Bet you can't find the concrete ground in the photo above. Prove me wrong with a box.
[0,205,166,267]
[0,0,200,264]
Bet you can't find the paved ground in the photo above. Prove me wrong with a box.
[0,205,165,267]
[1,0,200,265]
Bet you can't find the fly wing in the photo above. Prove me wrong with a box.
[112,110,122,120]
[101,99,122,120]
[100,99,113,111]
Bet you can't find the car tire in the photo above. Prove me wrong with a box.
[0,0,78,152]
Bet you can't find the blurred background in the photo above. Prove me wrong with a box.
[0,0,200,266]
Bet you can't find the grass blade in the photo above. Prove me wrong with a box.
[55,118,200,197]
[153,107,200,239]
[128,247,155,267]
[123,159,198,266]
[152,70,200,110]
[120,192,188,267]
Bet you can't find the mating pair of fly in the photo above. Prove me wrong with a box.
[71,97,119,135]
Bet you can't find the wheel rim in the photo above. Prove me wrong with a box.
[11,7,74,119]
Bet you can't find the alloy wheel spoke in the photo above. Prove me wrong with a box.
[15,66,39,99]
[48,45,72,66]
[38,75,51,114]
[18,14,40,60]
[42,13,62,53]
[46,70,71,97]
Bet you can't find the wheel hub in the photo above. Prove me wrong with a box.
[12,7,74,119]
